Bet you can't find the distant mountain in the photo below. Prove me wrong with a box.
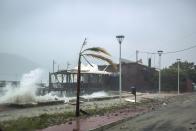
[0,53,39,81]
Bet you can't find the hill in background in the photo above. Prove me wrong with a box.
[0,53,39,81]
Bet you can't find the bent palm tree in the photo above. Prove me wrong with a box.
[76,38,116,117]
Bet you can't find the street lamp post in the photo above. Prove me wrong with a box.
[177,59,181,95]
[157,50,163,94]
[116,35,125,103]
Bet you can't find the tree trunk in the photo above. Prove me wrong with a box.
[76,54,81,117]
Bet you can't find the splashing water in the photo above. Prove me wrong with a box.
[0,69,43,104]
[0,68,111,105]
[0,69,69,104]
[36,91,69,103]
[81,91,108,99]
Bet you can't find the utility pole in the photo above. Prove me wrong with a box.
[136,50,139,63]
[53,60,55,73]
[177,59,181,95]
[157,50,163,94]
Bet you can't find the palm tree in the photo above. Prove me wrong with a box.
[76,38,116,117]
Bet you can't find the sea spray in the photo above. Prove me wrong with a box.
[0,69,70,104]
[0,68,43,104]
[36,91,69,103]
[0,67,109,105]
[81,91,108,99]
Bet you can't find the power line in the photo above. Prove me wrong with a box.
[137,45,196,55]
[163,45,196,54]
[138,50,156,54]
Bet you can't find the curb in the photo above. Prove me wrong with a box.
[89,111,146,131]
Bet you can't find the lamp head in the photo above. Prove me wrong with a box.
[116,35,125,44]
[157,50,163,55]
[177,59,181,61]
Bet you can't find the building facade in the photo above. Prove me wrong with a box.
[99,60,157,92]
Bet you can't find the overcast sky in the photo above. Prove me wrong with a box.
[1,0,196,72]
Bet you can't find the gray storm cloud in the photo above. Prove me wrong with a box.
[0,0,196,72]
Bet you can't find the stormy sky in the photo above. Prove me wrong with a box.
[1,0,196,72]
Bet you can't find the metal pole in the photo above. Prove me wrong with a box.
[154,54,156,68]
[158,50,163,94]
[119,42,122,103]
[116,35,124,104]
[53,60,55,73]
[177,59,180,95]
[159,54,161,94]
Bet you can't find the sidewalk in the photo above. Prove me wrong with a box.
[40,107,149,131]
[40,93,178,131]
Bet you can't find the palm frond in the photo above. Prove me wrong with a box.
[82,55,94,67]
[83,53,117,70]
[82,47,111,56]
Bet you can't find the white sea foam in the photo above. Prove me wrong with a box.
[0,69,69,104]
[36,91,69,103]
[81,91,108,99]
[0,69,43,104]
[0,68,109,105]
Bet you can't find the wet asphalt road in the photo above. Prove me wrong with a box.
[105,93,196,131]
